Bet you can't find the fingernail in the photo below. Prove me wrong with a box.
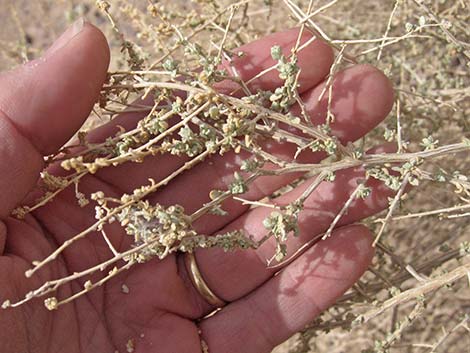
[44,18,85,57]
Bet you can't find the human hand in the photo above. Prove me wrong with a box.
[0,20,394,353]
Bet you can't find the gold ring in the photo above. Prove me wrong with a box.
[184,252,226,308]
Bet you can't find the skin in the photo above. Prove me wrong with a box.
[0,21,395,353]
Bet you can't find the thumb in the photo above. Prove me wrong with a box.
[0,19,110,218]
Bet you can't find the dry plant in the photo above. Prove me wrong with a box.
[0,0,469,352]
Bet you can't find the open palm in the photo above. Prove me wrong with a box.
[0,21,395,353]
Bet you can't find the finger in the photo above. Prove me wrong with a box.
[200,224,374,353]
[0,19,109,154]
[187,144,395,302]
[0,222,5,254]
[91,28,334,191]
[214,27,334,95]
[0,19,110,218]
[151,64,393,233]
